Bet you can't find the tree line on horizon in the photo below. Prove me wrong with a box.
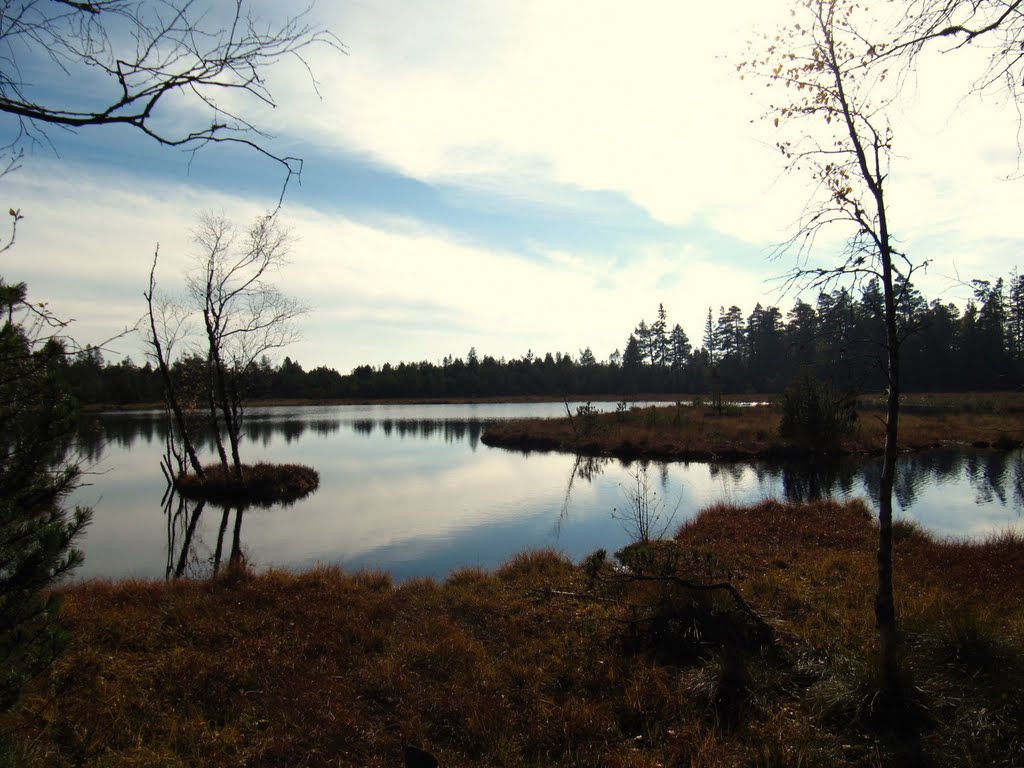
[68,270,1024,404]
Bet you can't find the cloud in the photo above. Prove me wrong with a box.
[260,1,1024,274]
[6,0,1024,378]
[6,151,794,375]
[262,0,802,244]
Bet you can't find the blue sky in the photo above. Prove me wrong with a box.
[3,0,1022,374]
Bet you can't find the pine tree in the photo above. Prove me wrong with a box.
[716,305,745,362]
[0,279,91,711]
[651,303,669,369]
[702,308,719,366]
[634,320,653,367]
[622,334,643,370]
[1007,269,1024,367]
[669,324,691,370]
[785,299,818,364]
[973,278,1011,386]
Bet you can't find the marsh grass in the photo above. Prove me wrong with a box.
[3,501,1022,766]
[175,462,320,507]
[483,403,784,459]
[483,395,1024,459]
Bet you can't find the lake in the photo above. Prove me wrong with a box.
[68,402,1024,581]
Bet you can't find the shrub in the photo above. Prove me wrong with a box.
[585,541,773,666]
[574,402,601,437]
[778,372,857,452]
[611,464,679,544]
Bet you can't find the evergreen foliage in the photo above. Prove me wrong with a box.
[0,279,91,712]
[70,269,1024,403]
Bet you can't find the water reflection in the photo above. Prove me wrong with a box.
[556,455,614,536]
[350,417,488,447]
[781,460,861,503]
[164,490,249,579]
[165,493,205,578]
[85,409,494,451]
[558,448,1024,522]
[68,404,1024,582]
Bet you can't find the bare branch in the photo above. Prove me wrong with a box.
[0,0,344,197]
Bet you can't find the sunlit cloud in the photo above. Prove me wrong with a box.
[285,0,1023,268]
[3,0,1024,374]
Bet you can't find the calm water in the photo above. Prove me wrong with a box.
[68,403,1024,581]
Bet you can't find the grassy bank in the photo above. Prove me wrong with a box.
[3,499,1022,767]
[482,396,1024,460]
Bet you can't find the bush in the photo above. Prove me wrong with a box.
[779,372,857,452]
[584,541,773,667]
[574,401,601,437]
[611,464,679,543]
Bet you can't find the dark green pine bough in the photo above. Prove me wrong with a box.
[0,278,91,711]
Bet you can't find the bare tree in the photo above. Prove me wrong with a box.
[891,1,1024,97]
[145,247,204,480]
[185,211,306,478]
[742,0,928,689]
[0,0,342,197]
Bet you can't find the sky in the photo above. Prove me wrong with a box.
[2,0,1022,374]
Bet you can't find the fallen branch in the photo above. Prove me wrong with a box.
[595,573,775,643]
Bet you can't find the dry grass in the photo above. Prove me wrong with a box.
[175,462,320,507]
[483,402,784,460]
[3,499,1023,766]
[482,396,1024,459]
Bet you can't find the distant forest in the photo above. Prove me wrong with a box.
[71,272,1024,405]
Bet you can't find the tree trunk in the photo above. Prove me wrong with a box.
[225,376,244,480]
[217,386,243,480]
[877,239,901,691]
[228,424,243,479]
[202,309,231,473]
[876,351,900,689]
[206,362,230,472]
[204,314,243,480]
[146,255,204,479]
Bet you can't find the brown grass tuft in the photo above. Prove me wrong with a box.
[176,462,320,507]
[3,498,1022,766]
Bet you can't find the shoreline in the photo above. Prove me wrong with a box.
[480,400,1024,463]
[8,497,1023,767]
[82,393,737,412]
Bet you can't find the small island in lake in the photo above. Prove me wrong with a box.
[175,462,320,507]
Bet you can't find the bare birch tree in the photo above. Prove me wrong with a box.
[186,211,307,479]
[742,0,928,689]
[144,249,204,481]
